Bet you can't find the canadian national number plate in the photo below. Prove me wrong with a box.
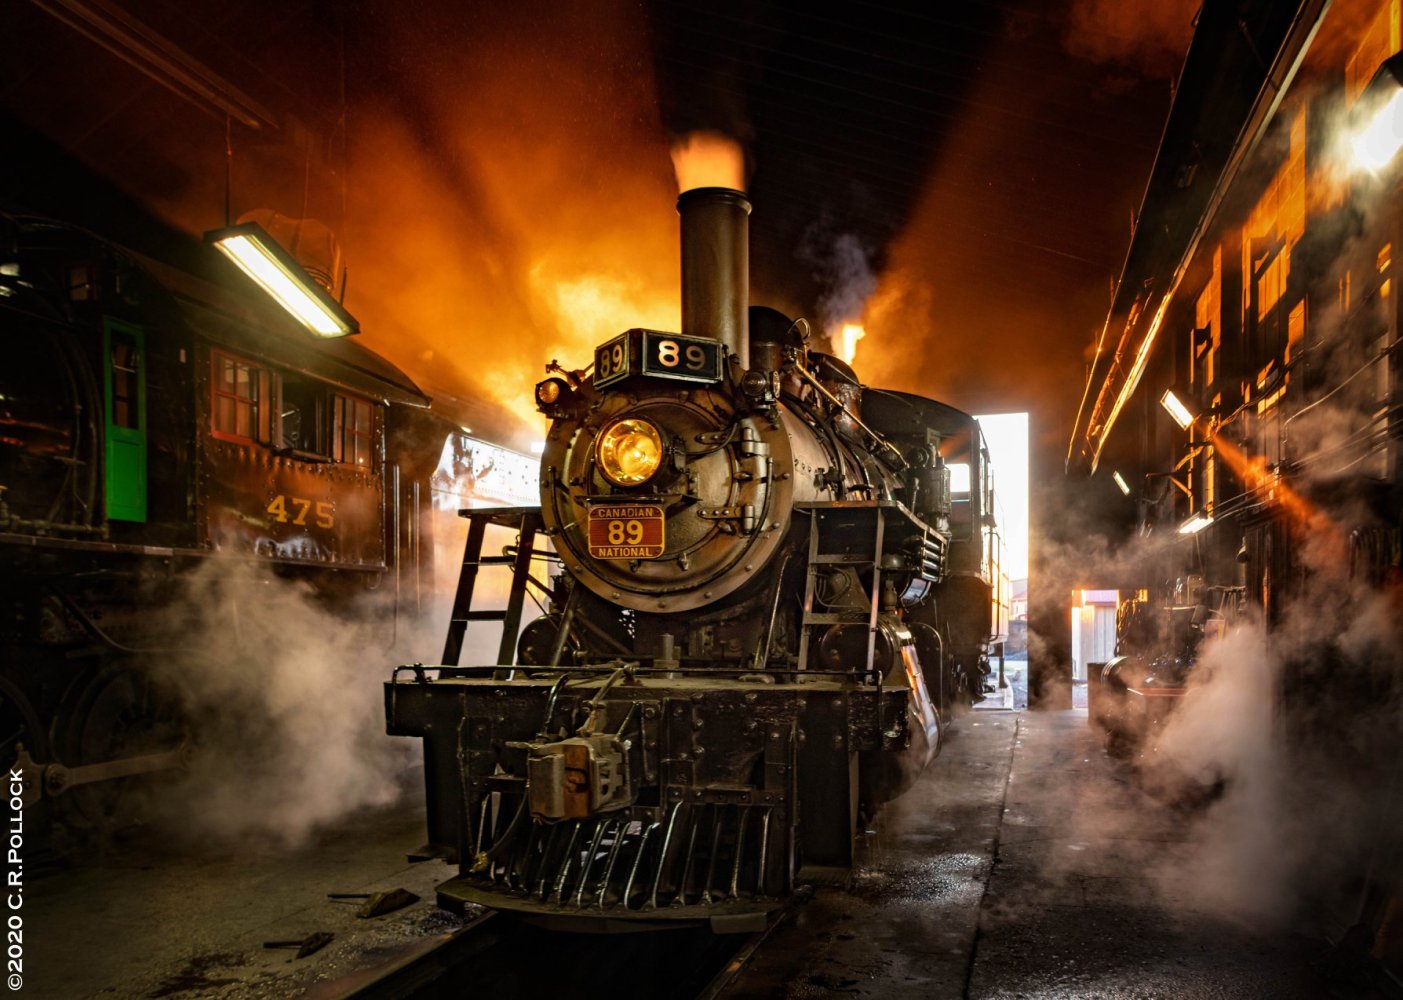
[587,504,665,559]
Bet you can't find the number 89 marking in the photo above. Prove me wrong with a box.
[606,519,644,545]
[656,340,707,371]
[598,342,626,378]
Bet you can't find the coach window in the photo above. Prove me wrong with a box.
[333,393,375,468]
[210,350,268,443]
[279,372,329,457]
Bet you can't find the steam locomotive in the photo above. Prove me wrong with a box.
[0,198,522,832]
[387,187,1006,932]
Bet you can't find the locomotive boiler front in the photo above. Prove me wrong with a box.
[540,379,835,613]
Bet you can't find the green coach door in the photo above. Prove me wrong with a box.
[102,318,147,522]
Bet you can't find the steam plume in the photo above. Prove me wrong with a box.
[142,555,512,847]
[796,221,879,361]
[669,130,746,193]
[1030,380,1403,935]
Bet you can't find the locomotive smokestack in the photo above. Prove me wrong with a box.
[677,187,750,367]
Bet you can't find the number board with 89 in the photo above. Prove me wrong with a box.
[593,329,724,389]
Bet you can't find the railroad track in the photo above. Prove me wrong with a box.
[328,892,806,1000]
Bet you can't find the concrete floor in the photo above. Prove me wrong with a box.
[722,708,1335,1000]
[27,805,470,999]
[28,702,1356,999]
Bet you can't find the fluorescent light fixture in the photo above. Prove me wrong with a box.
[1177,511,1213,535]
[1159,389,1194,429]
[1352,54,1403,174]
[529,441,546,454]
[1112,471,1131,496]
[1354,88,1403,172]
[205,222,359,338]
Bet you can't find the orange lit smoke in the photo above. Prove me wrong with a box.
[670,131,746,194]
[836,323,865,364]
[1061,0,1197,78]
[334,6,687,434]
[1209,432,1345,561]
[846,17,1178,447]
[850,77,1130,428]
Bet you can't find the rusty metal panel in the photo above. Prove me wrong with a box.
[202,438,385,567]
[192,339,387,569]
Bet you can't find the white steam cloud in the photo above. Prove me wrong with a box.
[1036,378,1403,936]
[139,564,427,846]
[137,547,514,848]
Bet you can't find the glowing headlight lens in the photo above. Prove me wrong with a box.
[596,418,663,487]
[536,379,561,405]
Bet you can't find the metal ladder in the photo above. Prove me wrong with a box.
[440,506,544,667]
[794,503,887,678]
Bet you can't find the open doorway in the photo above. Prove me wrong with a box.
[974,412,1029,708]
[1070,589,1119,711]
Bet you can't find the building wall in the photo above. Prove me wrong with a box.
[1101,1,1403,609]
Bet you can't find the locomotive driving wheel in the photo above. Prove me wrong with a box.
[0,676,51,778]
[51,661,188,832]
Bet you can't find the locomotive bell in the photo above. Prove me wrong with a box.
[678,187,750,367]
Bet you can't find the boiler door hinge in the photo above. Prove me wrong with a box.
[697,504,757,534]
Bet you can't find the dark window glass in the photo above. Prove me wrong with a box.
[110,334,139,429]
[279,373,328,455]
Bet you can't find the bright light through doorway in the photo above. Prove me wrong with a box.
[974,412,1029,582]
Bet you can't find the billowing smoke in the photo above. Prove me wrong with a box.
[42,3,686,437]
[1060,0,1198,79]
[1139,593,1401,927]
[853,12,1175,433]
[283,2,687,433]
[1032,379,1403,934]
[1072,564,1403,932]
[138,559,506,847]
[798,221,878,362]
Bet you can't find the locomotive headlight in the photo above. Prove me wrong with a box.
[596,418,664,487]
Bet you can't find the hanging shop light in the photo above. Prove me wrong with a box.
[1159,389,1195,430]
[1350,52,1403,174]
[1112,471,1132,496]
[205,222,359,338]
[1177,511,1214,535]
